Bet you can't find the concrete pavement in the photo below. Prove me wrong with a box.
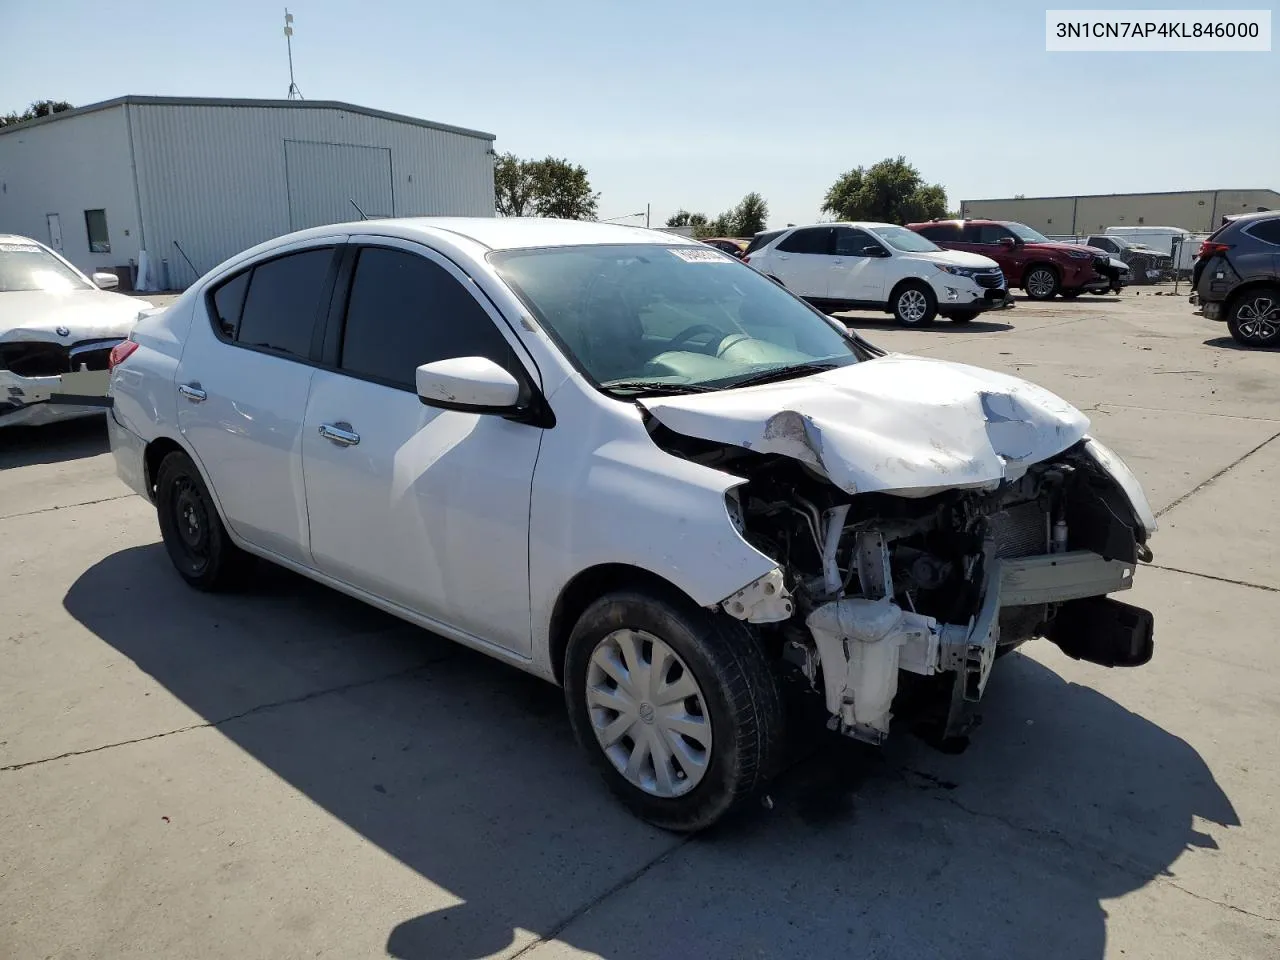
[2,290,1277,959]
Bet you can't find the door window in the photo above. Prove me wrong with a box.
[915,223,960,242]
[1244,218,1280,246]
[339,246,515,389]
[211,247,335,358]
[967,224,1013,244]
[833,228,877,257]
[776,227,833,255]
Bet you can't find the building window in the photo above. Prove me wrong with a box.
[84,209,110,253]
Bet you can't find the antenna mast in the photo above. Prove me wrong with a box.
[284,9,303,99]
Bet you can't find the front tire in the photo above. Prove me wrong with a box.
[892,281,937,326]
[1226,286,1280,347]
[155,450,251,590]
[564,587,784,833]
[1024,266,1060,300]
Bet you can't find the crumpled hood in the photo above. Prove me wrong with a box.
[0,289,151,343]
[1031,241,1107,257]
[640,355,1090,497]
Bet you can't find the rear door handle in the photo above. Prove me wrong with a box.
[178,383,207,403]
[318,421,360,447]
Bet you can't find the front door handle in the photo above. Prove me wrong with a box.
[318,421,360,447]
[178,383,207,403]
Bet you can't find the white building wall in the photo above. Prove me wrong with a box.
[128,102,495,287]
[0,106,141,276]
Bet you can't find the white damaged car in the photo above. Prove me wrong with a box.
[1,234,152,427]
[107,218,1156,831]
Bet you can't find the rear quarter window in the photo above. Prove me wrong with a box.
[1244,218,1280,245]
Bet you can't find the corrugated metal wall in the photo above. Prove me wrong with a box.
[962,189,1280,236]
[129,103,495,288]
[0,106,141,277]
[284,140,393,229]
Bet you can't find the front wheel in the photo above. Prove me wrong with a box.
[1226,286,1280,347]
[1024,266,1060,300]
[155,450,251,590]
[564,588,784,833]
[892,281,937,326]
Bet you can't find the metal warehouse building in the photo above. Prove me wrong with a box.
[960,188,1280,237]
[0,95,496,289]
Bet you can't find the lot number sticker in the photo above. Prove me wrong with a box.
[670,247,733,264]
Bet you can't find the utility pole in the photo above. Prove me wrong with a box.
[284,9,303,99]
[646,203,650,229]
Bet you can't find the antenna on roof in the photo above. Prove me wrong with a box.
[284,9,303,100]
[349,198,368,220]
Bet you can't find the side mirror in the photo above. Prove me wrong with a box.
[998,237,1017,250]
[92,271,120,290]
[861,245,889,258]
[415,356,521,413]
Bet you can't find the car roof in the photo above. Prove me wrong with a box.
[269,217,699,252]
[783,221,898,231]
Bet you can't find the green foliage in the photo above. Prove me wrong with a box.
[668,192,770,238]
[0,99,74,128]
[820,156,949,224]
[494,153,600,220]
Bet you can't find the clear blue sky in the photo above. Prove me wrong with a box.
[3,0,1275,228]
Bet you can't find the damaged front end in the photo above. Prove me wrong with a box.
[648,383,1156,746]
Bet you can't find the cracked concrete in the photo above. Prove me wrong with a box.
[4,290,1280,960]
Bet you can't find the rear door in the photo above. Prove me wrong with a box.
[828,227,888,303]
[301,239,544,654]
[767,227,834,298]
[176,241,341,564]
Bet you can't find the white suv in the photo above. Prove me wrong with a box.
[744,222,1010,326]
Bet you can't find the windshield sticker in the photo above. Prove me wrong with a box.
[669,247,733,264]
[0,243,43,253]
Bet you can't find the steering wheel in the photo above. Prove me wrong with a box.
[666,323,726,353]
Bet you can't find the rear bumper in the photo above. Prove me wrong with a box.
[107,405,151,500]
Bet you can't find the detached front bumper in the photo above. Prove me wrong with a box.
[0,367,114,427]
[932,275,1013,313]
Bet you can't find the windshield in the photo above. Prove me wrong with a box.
[0,242,92,292]
[1005,222,1051,243]
[872,225,941,253]
[490,244,862,394]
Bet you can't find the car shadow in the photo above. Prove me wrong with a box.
[1204,335,1279,352]
[0,416,109,468]
[833,314,1014,334]
[64,546,1238,960]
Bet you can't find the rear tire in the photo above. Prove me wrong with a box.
[1024,266,1060,300]
[892,281,937,326]
[564,587,784,833]
[1226,286,1280,347]
[155,451,251,591]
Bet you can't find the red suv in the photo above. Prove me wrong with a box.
[906,219,1121,300]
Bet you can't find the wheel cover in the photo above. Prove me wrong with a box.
[1236,296,1278,341]
[1027,269,1055,297]
[171,477,210,572]
[586,628,712,798]
[898,288,928,322]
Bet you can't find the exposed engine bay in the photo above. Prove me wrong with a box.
[649,419,1156,746]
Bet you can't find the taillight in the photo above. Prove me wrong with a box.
[108,340,139,370]
[1197,241,1231,260]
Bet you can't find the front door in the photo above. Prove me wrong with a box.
[46,214,62,252]
[176,242,341,565]
[768,226,834,299]
[301,240,544,655]
[965,223,1024,284]
[828,227,888,303]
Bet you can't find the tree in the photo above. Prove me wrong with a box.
[820,156,949,224]
[0,99,74,128]
[494,153,599,220]
[669,192,770,238]
[494,152,539,217]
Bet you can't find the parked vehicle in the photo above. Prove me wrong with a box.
[701,237,748,258]
[1104,226,1203,275]
[1079,235,1170,285]
[1,234,152,427]
[108,218,1157,831]
[1190,211,1280,347]
[907,219,1120,300]
[743,222,1011,325]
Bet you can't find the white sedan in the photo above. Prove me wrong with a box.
[108,218,1157,831]
[1,234,152,427]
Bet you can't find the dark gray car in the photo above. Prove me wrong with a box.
[1191,211,1280,347]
